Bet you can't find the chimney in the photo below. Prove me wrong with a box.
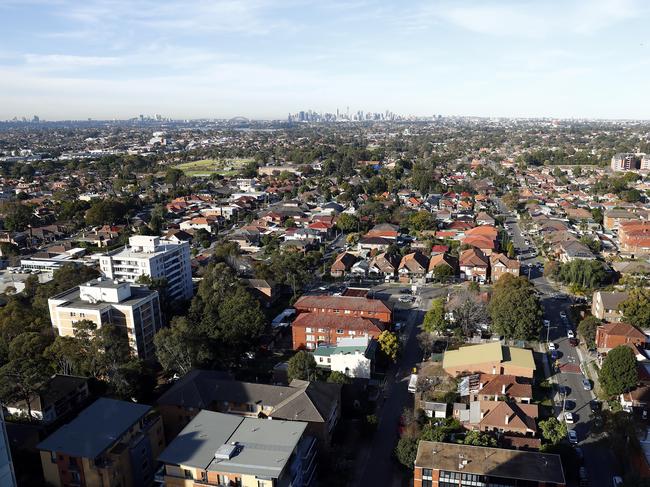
[505,414,510,425]
[479,382,484,390]
[501,384,506,394]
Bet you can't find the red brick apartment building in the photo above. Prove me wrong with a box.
[619,220,650,256]
[292,295,392,350]
[596,322,646,353]
[414,441,565,487]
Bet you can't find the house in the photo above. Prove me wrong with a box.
[414,442,565,487]
[620,386,650,410]
[164,229,193,244]
[4,375,89,424]
[596,322,646,353]
[365,223,399,240]
[156,370,341,446]
[591,291,628,322]
[330,252,358,277]
[454,400,538,436]
[555,240,595,262]
[420,402,449,419]
[157,410,316,487]
[368,252,400,279]
[179,216,217,233]
[37,398,165,487]
[313,337,376,379]
[358,236,392,252]
[459,248,489,282]
[619,221,650,256]
[246,279,279,308]
[398,252,429,282]
[426,253,457,280]
[468,374,533,403]
[443,342,536,379]
[475,212,496,226]
[489,253,520,281]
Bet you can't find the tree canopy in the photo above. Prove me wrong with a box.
[488,274,542,340]
[619,288,650,329]
[599,346,638,396]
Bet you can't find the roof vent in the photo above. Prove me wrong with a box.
[215,442,238,460]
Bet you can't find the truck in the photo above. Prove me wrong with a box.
[408,374,418,394]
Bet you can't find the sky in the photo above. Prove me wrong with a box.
[0,0,649,120]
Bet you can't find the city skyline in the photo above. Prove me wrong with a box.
[1,0,649,120]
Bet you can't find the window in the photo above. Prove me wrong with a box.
[183,469,193,480]
[50,451,56,464]
[327,358,331,364]
[349,330,356,335]
[306,334,315,341]
[305,327,313,333]
[336,329,344,334]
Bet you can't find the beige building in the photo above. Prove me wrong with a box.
[442,342,536,379]
[591,290,628,323]
[37,398,165,487]
[48,277,162,360]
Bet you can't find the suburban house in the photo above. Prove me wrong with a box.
[157,410,317,487]
[330,252,358,277]
[5,374,89,424]
[596,322,646,353]
[414,442,565,487]
[555,240,595,262]
[459,248,489,282]
[365,223,399,240]
[591,291,628,322]
[313,337,376,379]
[156,370,341,446]
[489,253,520,281]
[453,400,538,436]
[358,236,392,252]
[442,342,536,379]
[37,398,165,487]
[469,374,533,403]
[398,252,429,282]
[426,253,457,280]
[179,216,217,233]
[368,252,400,279]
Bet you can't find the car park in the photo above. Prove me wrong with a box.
[568,430,578,444]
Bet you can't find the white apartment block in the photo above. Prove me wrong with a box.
[48,278,162,360]
[99,235,193,301]
[611,153,640,172]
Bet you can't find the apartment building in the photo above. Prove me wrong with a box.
[611,153,640,172]
[442,342,536,379]
[619,220,650,256]
[591,291,628,323]
[313,336,375,379]
[99,235,193,301]
[596,322,646,353]
[0,411,16,487]
[48,277,162,360]
[37,398,165,487]
[414,441,565,487]
[158,410,317,487]
[157,370,341,446]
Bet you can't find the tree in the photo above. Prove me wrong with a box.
[433,264,454,281]
[154,317,208,376]
[327,371,351,384]
[45,336,84,376]
[408,211,435,232]
[619,288,650,329]
[539,417,568,445]
[555,260,608,289]
[422,298,447,334]
[599,346,638,396]
[378,330,398,362]
[489,274,543,339]
[335,213,359,233]
[502,191,520,211]
[506,241,515,259]
[577,316,601,348]
[287,351,317,381]
[165,168,184,188]
[0,201,35,231]
[464,430,497,447]
[448,289,488,336]
[394,437,418,469]
[85,199,128,226]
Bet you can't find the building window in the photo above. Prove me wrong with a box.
[50,451,56,464]
[336,329,344,334]
[183,469,193,480]
[305,327,313,333]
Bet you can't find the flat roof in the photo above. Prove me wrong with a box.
[37,398,151,459]
[442,343,535,372]
[158,410,307,479]
[415,441,565,485]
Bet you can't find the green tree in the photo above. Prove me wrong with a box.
[464,430,497,447]
[154,317,209,376]
[327,371,351,384]
[1,201,36,231]
[394,437,418,469]
[287,351,317,381]
[433,264,454,281]
[85,199,128,226]
[506,241,515,259]
[539,417,568,445]
[599,346,638,396]
[165,168,185,188]
[378,330,398,362]
[488,274,543,339]
[619,288,650,328]
[335,213,359,233]
[502,191,520,211]
[577,316,601,348]
[422,298,447,334]
[408,211,435,232]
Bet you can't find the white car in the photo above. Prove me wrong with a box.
[564,412,575,424]
[548,343,557,351]
[567,330,575,339]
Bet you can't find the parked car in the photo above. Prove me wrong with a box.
[565,412,575,424]
[590,400,602,413]
[567,330,575,339]
[548,343,557,351]
[569,338,579,347]
[568,429,578,444]
[560,311,567,320]
[550,350,559,360]
[582,378,592,391]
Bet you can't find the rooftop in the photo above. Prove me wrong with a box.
[443,343,535,372]
[415,441,565,485]
[37,398,151,459]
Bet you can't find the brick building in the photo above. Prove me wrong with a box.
[596,322,646,353]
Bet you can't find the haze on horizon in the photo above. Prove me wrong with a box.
[1,0,649,121]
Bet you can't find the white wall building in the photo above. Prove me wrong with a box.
[48,277,163,360]
[98,235,193,301]
[312,337,375,379]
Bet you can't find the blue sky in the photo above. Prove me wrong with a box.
[0,0,648,120]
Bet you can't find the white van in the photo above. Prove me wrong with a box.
[408,374,418,394]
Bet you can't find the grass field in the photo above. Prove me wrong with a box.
[174,158,252,177]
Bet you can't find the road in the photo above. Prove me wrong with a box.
[354,287,445,487]
[502,202,617,487]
